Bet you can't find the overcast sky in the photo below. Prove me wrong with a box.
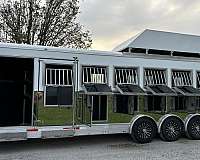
[78,0,200,51]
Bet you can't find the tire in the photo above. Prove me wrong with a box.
[186,115,200,140]
[160,116,184,142]
[131,116,157,144]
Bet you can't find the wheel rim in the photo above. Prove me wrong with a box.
[191,120,200,136]
[137,121,153,140]
[164,120,180,139]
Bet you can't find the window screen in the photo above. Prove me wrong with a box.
[82,66,107,84]
[172,70,192,87]
[144,69,167,86]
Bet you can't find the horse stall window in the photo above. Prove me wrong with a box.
[45,64,73,106]
[82,66,107,84]
[144,69,167,112]
[172,70,193,111]
[115,68,138,85]
[114,68,140,114]
[172,70,192,87]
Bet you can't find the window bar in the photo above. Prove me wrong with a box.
[46,69,48,85]
[144,70,148,86]
[150,70,153,85]
[118,69,122,84]
[124,69,128,84]
[156,70,160,84]
[58,69,61,85]
[172,72,175,86]
[50,69,52,85]
[63,69,65,85]
[173,72,177,86]
[105,68,107,83]
[82,68,85,84]
[183,72,188,86]
[188,73,192,86]
[115,69,118,84]
[121,69,124,84]
[90,67,92,83]
[66,69,69,85]
[86,68,89,83]
[181,72,185,86]
[163,71,167,84]
[130,69,133,84]
[54,69,57,85]
[197,73,200,88]
[70,69,73,85]
[160,71,164,84]
[176,72,181,86]
[135,70,138,84]
[145,70,148,85]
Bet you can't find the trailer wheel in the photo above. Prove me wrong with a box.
[131,116,157,144]
[159,115,183,142]
[185,114,200,140]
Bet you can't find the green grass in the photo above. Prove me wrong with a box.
[38,105,73,126]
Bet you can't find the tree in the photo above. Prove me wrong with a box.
[0,0,92,49]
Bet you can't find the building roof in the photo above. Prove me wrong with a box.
[113,29,200,54]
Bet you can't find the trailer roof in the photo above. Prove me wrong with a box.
[0,42,123,57]
[113,29,200,54]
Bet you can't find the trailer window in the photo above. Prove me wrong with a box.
[115,68,138,85]
[144,69,167,86]
[45,64,73,106]
[46,68,73,86]
[82,66,107,84]
[172,70,192,87]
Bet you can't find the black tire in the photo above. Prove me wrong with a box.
[131,116,157,144]
[160,116,184,142]
[186,115,200,140]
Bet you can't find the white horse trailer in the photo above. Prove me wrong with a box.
[1,29,200,143]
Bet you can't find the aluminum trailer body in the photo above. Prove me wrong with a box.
[1,30,200,142]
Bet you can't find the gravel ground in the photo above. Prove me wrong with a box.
[0,134,200,160]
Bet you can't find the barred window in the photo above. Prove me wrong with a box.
[46,68,73,86]
[45,64,73,106]
[115,68,138,84]
[172,70,192,87]
[82,66,107,84]
[144,69,167,86]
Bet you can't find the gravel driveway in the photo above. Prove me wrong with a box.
[0,134,200,160]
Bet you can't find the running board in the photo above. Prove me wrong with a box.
[0,128,27,142]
